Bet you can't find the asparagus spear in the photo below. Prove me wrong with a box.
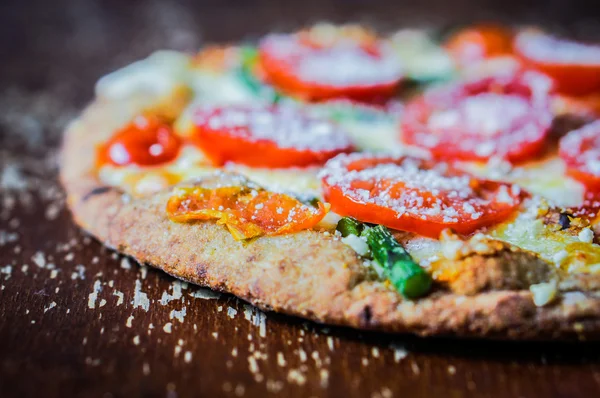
[237,47,281,103]
[336,217,432,299]
[336,216,364,237]
[363,225,432,299]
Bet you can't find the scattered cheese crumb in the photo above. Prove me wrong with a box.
[44,302,57,313]
[227,306,238,319]
[277,352,286,367]
[87,280,102,309]
[530,282,558,306]
[189,288,221,299]
[391,343,408,362]
[341,234,369,256]
[132,280,150,311]
[113,290,124,306]
[553,250,569,266]
[578,228,594,243]
[327,336,334,351]
[120,257,132,270]
[170,307,187,323]
[31,251,46,268]
[159,281,184,305]
[163,322,173,333]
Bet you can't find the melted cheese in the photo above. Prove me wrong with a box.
[190,71,259,105]
[462,156,586,208]
[340,119,401,151]
[489,200,600,273]
[96,51,192,100]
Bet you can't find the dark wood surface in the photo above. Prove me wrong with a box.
[2,1,600,397]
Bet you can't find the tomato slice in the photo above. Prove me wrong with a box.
[166,185,328,240]
[401,70,553,163]
[445,24,513,66]
[191,105,354,168]
[258,31,403,101]
[514,30,600,96]
[97,115,182,167]
[320,153,522,239]
[559,120,600,192]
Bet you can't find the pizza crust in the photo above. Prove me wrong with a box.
[60,98,600,340]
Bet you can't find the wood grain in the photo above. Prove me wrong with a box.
[1,0,600,396]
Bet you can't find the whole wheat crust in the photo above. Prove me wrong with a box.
[60,98,600,340]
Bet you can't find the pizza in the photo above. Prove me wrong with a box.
[60,23,600,339]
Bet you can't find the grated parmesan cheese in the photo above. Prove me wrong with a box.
[260,33,403,87]
[194,104,353,152]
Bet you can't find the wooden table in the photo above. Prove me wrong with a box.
[2,1,600,396]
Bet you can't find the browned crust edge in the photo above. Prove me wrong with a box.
[59,99,600,340]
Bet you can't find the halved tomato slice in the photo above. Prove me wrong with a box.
[320,153,523,239]
[97,114,182,167]
[191,105,354,168]
[258,30,403,102]
[445,24,513,66]
[559,120,600,192]
[167,185,328,240]
[514,30,600,96]
[401,70,553,163]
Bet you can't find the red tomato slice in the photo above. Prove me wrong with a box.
[514,30,600,96]
[258,33,403,102]
[559,120,600,192]
[445,24,513,66]
[320,153,523,238]
[191,105,354,168]
[401,70,553,163]
[97,115,182,167]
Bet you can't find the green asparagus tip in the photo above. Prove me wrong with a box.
[363,224,432,299]
[336,217,364,237]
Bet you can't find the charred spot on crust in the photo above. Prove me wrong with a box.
[360,305,373,325]
[82,186,114,201]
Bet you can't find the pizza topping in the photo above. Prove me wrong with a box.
[514,30,600,95]
[389,29,455,83]
[97,115,182,167]
[321,153,522,239]
[363,224,432,298]
[401,71,553,163]
[95,51,191,100]
[336,218,432,298]
[166,184,328,240]
[445,24,513,66]
[236,47,282,103]
[258,29,403,101]
[191,105,354,168]
[559,120,600,192]
[529,281,558,307]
